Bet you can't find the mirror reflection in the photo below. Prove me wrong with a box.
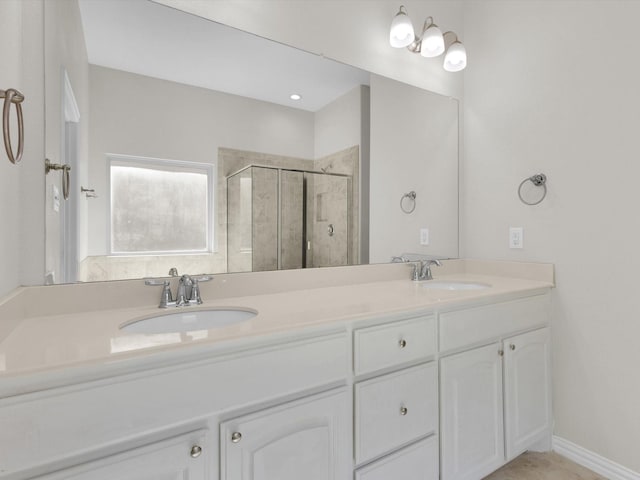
[44,0,458,284]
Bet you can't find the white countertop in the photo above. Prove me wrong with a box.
[0,269,553,396]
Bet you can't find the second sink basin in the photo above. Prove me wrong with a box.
[121,308,258,334]
[422,281,491,291]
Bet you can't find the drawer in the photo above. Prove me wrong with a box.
[355,436,439,480]
[439,294,550,353]
[354,315,436,375]
[355,362,438,464]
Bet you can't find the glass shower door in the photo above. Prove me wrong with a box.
[306,173,350,268]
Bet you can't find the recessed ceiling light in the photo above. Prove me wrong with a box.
[290,94,302,100]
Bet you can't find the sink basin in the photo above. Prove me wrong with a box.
[422,281,491,291]
[121,308,258,334]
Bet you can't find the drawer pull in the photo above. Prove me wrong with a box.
[498,349,504,357]
[398,339,407,348]
[231,432,243,443]
[400,406,408,416]
[190,445,202,458]
[510,344,516,351]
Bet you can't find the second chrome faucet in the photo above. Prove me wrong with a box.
[413,259,442,281]
[392,256,442,281]
[145,273,213,308]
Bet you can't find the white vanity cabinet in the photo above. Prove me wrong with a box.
[440,343,505,480]
[504,327,552,460]
[1,288,553,480]
[220,389,350,480]
[35,430,210,480]
[439,295,552,480]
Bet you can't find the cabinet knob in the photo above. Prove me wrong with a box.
[498,349,504,357]
[400,406,408,416]
[398,339,407,348]
[231,432,243,443]
[190,445,202,458]
[510,344,516,351]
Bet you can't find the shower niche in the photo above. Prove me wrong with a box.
[227,165,352,272]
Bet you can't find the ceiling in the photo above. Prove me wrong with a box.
[78,0,370,112]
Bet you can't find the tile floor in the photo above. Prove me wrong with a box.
[483,452,607,480]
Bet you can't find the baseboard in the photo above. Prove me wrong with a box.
[553,436,640,480]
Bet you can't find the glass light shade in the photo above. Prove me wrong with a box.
[443,41,467,72]
[420,25,445,58]
[389,10,415,48]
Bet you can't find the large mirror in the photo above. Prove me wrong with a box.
[44,0,459,284]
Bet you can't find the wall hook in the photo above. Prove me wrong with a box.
[81,186,98,198]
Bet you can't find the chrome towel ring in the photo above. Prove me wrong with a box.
[1,88,25,165]
[400,191,417,214]
[518,173,547,205]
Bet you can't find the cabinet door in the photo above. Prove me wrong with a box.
[504,327,552,460]
[220,389,350,480]
[37,430,209,480]
[440,343,504,480]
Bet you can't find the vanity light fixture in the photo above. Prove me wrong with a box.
[443,33,467,72]
[389,6,467,72]
[389,6,415,48]
[290,93,302,100]
[418,18,445,58]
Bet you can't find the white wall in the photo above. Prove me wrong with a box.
[0,0,45,296]
[370,74,459,263]
[314,86,363,160]
[462,1,640,472]
[0,0,23,297]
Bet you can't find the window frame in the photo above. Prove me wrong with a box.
[107,153,215,256]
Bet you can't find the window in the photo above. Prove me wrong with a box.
[109,155,214,254]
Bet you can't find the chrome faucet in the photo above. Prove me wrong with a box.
[145,274,213,308]
[392,255,442,281]
[411,260,442,282]
[419,259,442,281]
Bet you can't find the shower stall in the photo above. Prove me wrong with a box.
[227,165,352,272]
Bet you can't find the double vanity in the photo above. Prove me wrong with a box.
[0,260,554,480]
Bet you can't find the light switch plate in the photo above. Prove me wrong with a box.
[52,185,60,213]
[420,228,429,245]
[509,227,523,249]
